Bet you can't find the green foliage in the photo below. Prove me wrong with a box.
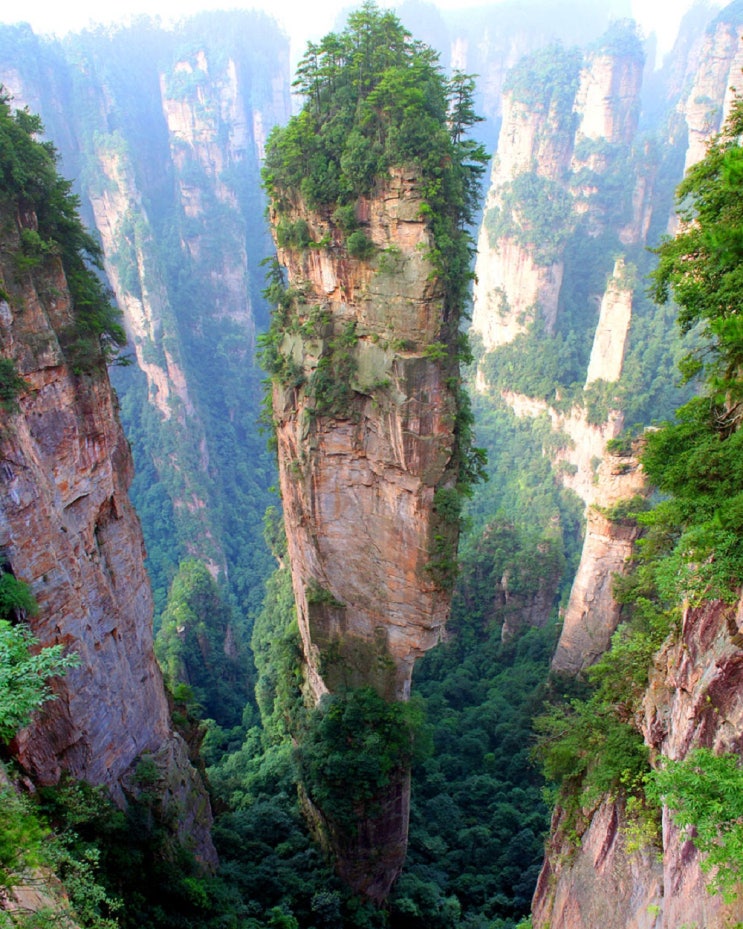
[307,321,359,416]
[532,694,648,807]
[642,97,743,601]
[589,19,644,62]
[36,773,232,929]
[0,573,39,620]
[297,687,426,834]
[155,559,252,729]
[346,230,375,260]
[0,616,78,743]
[532,541,676,822]
[651,100,743,409]
[394,623,556,926]
[486,171,575,266]
[263,1,487,316]
[251,562,303,743]
[648,749,743,902]
[0,92,126,371]
[0,772,122,927]
[503,43,582,115]
[276,218,312,249]
[0,780,48,889]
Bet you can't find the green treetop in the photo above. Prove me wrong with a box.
[0,90,126,371]
[262,1,487,320]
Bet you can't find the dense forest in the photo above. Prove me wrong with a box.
[1,1,743,928]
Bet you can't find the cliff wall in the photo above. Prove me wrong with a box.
[534,593,743,929]
[680,15,743,172]
[0,213,215,865]
[271,170,457,704]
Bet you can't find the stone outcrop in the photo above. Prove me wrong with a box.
[271,170,458,705]
[471,83,573,350]
[534,592,743,929]
[472,36,644,353]
[572,50,642,147]
[269,168,460,898]
[0,217,216,866]
[584,258,632,387]
[551,454,645,675]
[501,388,647,674]
[680,15,743,173]
[641,594,743,929]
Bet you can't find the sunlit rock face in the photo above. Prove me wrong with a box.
[268,168,461,899]
[270,169,459,704]
[0,217,216,867]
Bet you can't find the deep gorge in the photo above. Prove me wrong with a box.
[1,1,743,927]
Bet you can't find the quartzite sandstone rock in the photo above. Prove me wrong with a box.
[269,167,460,898]
[0,218,216,867]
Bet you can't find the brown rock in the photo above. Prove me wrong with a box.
[268,169,460,896]
[0,220,216,867]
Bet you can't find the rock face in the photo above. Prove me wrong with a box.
[472,39,643,352]
[0,219,216,866]
[680,15,743,172]
[551,456,644,675]
[269,169,460,897]
[271,170,458,705]
[471,82,571,350]
[584,259,632,387]
[0,14,291,610]
[532,797,663,929]
[534,593,743,929]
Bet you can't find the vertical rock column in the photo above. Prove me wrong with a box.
[268,169,461,900]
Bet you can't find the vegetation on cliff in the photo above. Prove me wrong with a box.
[263,1,487,322]
[0,90,126,372]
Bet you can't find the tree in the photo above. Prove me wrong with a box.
[651,97,743,424]
[0,618,78,742]
[643,94,743,600]
[0,90,126,371]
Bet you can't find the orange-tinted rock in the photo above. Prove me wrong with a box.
[269,169,460,895]
[0,221,216,866]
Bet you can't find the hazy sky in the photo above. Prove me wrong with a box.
[0,0,722,63]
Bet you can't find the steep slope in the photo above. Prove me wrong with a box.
[0,95,215,868]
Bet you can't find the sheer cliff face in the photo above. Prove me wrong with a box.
[534,593,743,929]
[0,222,215,865]
[680,17,743,172]
[0,17,291,608]
[270,170,458,704]
[472,45,643,352]
[268,170,459,899]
